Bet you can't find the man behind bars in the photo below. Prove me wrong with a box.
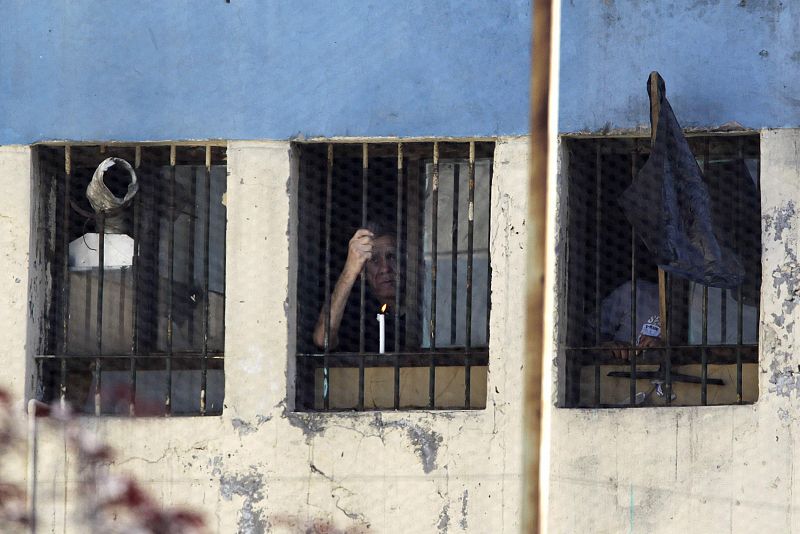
[312,221,402,352]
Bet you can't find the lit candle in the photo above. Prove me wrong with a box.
[377,303,387,354]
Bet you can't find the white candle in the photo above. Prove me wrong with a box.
[377,304,387,354]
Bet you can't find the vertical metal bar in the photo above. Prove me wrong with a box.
[736,136,744,403]
[737,288,743,403]
[358,143,368,411]
[201,146,211,415]
[664,272,672,406]
[429,142,440,408]
[84,241,92,347]
[394,142,404,410]
[166,145,176,415]
[187,157,198,346]
[61,146,72,406]
[755,139,761,356]
[701,138,710,406]
[95,213,105,416]
[465,142,476,408]
[720,294,727,343]
[486,153,493,346]
[594,143,601,407]
[450,163,460,346]
[629,141,638,406]
[395,146,404,348]
[404,156,421,350]
[701,285,709,406]
[323,144,333,410]
[717,145,726,348]
[130,146,141,416]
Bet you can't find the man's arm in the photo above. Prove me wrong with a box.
[312,229,374,350]
[600,281,662,360]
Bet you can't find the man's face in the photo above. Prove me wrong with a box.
[366,235,397,303]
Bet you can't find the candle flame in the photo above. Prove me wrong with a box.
[380,303,387,313]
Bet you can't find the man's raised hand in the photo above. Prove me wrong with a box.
[344,229,374,278]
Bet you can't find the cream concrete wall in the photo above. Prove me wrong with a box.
[20,137,529,533]
[0,146,33,401]
[547,129,800,533]
[0,146,33,520]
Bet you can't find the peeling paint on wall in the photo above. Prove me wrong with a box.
[762,198,800,403]
[219,470,267,534]
[231,418,257,436]
[437,500,450,533]
[231,415,272,437]
[459,489,469,530]
[280,398,446,474]
[763,201,795,242]
[769,369,800,398]
[370,415,445,474]
[280,400,328,442]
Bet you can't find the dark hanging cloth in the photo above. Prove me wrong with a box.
[620,72,744,288]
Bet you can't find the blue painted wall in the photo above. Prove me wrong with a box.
[560,0,800,133]
[0,1,531,144]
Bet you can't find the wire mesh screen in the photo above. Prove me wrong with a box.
[295,141,494,411]
[35,144,227,416]
[562,135,761,408]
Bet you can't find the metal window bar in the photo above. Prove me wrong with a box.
[394,142,403,410]
[429,142,440,409]
[60,147,71,407]
[486,158,493,347]
[129,147,142,416]
[664,272,672,406]
[95,213,105,415]
[465,142,476,408]
[201,146,212,415]
[754,137,761,398]
[359,143,368,411]
[165,145,176,416]
[450,164,460,347]
[701,284,709,405]
[323,144,333,410]
[629,140,638,407]
[736,136,744,404]
[594,142,602,407]
[701,138,710,406]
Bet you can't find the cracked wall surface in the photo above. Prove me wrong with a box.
[547,129,800,533]
[19,138,528,533]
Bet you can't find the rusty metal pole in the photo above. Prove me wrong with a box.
[523,0,555,532]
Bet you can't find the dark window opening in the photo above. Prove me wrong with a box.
[562,135,761,408]
[295,141,494,411]
[34,144,227,416]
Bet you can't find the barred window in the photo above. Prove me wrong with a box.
[295,141,493,411]
[562,135,761,407]
[35,145,227,416]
